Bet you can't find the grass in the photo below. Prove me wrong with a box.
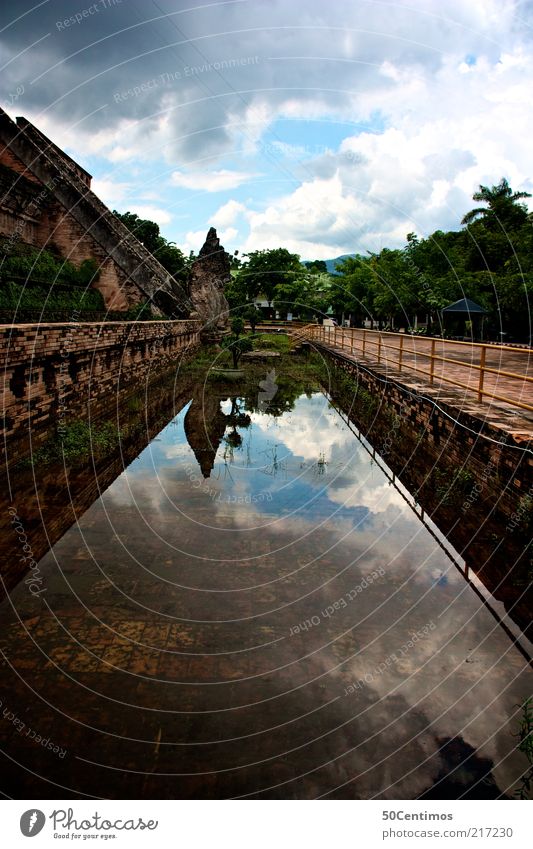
[251,332,290,353]
[21,420,121,467]
[432,467,474,506]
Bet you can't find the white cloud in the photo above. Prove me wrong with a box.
[91,178,132,207]
[10,0,533,259]
[240,42,533,256]
[131,206,172,227]
[171,170,257,192]
[181,229,209,254]
[209,200,246,229]
[219,227,238,245]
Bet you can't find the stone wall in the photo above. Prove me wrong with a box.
[1,319,200,459]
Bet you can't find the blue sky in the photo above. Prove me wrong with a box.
[2,0,533,259]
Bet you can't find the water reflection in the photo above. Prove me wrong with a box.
[184,391,251,478]
[0,373,531,799]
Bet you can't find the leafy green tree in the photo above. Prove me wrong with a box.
[334,255,375,325]
[224,274,249,313]
[304,260,328,274]
[230,316,245,337]
[229,250,242,270]
[238,248,303,308]
[242,303,261,332]
[113,210,189,286]
[114,211,161,253]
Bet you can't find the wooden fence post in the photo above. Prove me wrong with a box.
[478,345,486,402]
[429,339,436,385]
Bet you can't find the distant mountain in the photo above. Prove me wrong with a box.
[324,254,356,274]
[301,254,356,274]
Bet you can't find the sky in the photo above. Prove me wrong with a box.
[1,0,533,260]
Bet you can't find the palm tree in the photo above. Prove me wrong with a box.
[461,178,531,228]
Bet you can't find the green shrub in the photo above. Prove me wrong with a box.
[23,420,120,467]
[0,280,104,313]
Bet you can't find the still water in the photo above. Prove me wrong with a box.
[1,381,531,799]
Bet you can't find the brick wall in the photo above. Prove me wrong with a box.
[42,201,143,309]
[1,319,201,459]
[0,148,144,310]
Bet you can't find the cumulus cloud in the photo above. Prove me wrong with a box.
[171,169,257,192]
[209,199,247,228]
[181,228,210,253]
[2,0,532,256]
[130,205,173,226]
[91,178,133,207]
[242,43,533,256]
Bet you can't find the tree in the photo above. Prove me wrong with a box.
[238,248,303,308]
[242,303,261,332]
[113,210,189,286]
[461,178,531,230]
[304,260,328,274]
[221,331,253,368]
[334,255,375,325]
[229,250,241,271]
[272,278,307,317]
[230,316,245,337]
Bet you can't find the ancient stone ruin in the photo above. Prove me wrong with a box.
[188,227,230,342]
[0,108,230,330]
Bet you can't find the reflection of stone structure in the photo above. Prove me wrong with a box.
[184,392,252,477]
[258,369,278,411]
[184,389,228,478]
[188,227,230,342]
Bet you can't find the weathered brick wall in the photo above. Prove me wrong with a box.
[0,147,41,184]
[0,149,143,310]
[1,319,201,459]
[42,201,143,310]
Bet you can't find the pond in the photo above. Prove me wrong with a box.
[0,369,531,799]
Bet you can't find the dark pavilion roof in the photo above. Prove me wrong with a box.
[442,297,487,314]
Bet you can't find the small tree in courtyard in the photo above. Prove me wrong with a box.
[222,317,253,368]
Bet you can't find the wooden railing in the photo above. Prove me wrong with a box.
[292,325,533,414]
